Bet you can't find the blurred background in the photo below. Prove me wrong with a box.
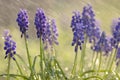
[0,0,120,79]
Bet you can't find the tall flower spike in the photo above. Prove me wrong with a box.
[71,11,84,52]
[82,4,101,43]
[3,30,16,60]
[34,8,47,38]
[16,9,29,38]
[93,32,112,54]
[111,18,120,48]
[34,9,58,50]
[103,37,112,55]
[42,19,51,49]
[43,19,59,50]
[93,32,105,52]
[50,19,59,45]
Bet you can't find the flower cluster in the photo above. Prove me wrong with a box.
[93,32,112,55]
[110,18,120,65]
[82,4,101,43]
[111,18,120,48]
[34,8,58,49]
[70,5,120,66]
[50,19,59,45]
[70,5,101,52]
[3,30,16,60]
[71,11,84,52]
[34,8,47,38]
[16,9,29,38]
[42,19,51,44]
[42,19,59,49]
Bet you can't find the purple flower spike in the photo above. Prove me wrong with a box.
[71,11,84,52]
[70,4,101,52]
[34,8,58,50]
[43,19,59,50]
[111,18,120,48]
[42,19,51,49]
[16,9,29,38]
[3,30,16,60]
[93,32,112,54]
[82,4,101,43]
[50,19,59,45]
[34,8,47,38]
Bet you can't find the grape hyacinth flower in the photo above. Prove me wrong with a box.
[34,8,58,49]
[103,37,113,55]
[107,18,120,70]
[82,4,101,43]
[42,19,52,50]
[3,30,16,60]
[34,8,47,38]
[42,19,59,50]
[16,9,33,75]
[42,19,51,48]
[111,18,120,48]
[71,5,101,52]
[71,11,84,52]
[49,19,59,46]
[16,9,29,38]
[93,32,112,54]
[70,11,83,75]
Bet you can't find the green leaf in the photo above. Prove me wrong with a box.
[15,54,28,68]
[0,74,28,80]
[32,55,40,70]
[83,76,103,80]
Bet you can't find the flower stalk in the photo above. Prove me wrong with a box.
[40,38,44,80]
[71,51,78,76]
[98,51,102,73]
[109,48,118,70]
[15,60,23,75]
[7,55,11,80]
[79,36,87,74]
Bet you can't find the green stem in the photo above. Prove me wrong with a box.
[54,61,58,80]
[54,59,68,80]
[24,33,33,79]
[79,36,87,74]
[83,76,103,80]
[80,69,109,77]
[24,34,32,69]
[91,41,95,69]
[51,48,58,79]
[15,60,23,75]
[7,56,11,80]
[109,48,118,70]
[91,51,95,69]
[92,52,98,70]
[15,54,28,68]
[106,50,113,70]
[40,38,44,80]
[114,71,120,80]
[0,74,28,80]
[32,55,40,80]
[71,51,78,75]
[98,52,102,73]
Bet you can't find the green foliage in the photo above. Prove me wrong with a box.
[0,0,120,80]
